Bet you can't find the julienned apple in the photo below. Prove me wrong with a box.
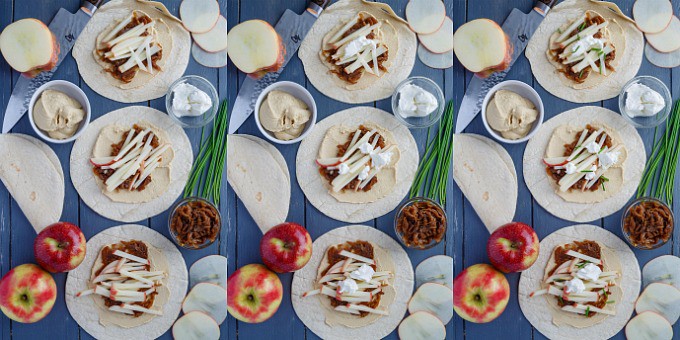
[453,263,509,323]
[34,222,87,273]
[0,264,57,323]
[260,222,312,273]
[487,222,539,273]
[227,264,283,323]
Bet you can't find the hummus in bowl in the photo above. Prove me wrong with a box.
[254,81,317,145]
[481,80,544,144]
[28,80,91,144]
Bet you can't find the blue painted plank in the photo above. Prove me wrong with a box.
[0,2,12,340]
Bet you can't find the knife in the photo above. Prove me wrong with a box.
[455,0,558,134]
[228,0,333,135]
[2,0,105,134]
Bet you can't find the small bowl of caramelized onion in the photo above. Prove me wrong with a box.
[169,197,221,250]
[394,197,447,250]
[621,197,674,250]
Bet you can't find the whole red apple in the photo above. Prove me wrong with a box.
[34,222,87,273]
[453,263,509,323]
[0,264,57,323]
[487,222,539,273]
[227,264,283,323]
[260,222,312,273]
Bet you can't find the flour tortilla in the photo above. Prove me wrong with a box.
[73,0,190,103]
[523,107,645,222]
[227,135,290,234]
[453,134,517,233]
[296,107,418,223]
[238,134,290,188]
[519,225,640,340]
[299,0,417,104]
[291,225,413,340]
[70,106,192,222]
[0,134,64,233]
[65,224,187,340]
[526,0,643,103]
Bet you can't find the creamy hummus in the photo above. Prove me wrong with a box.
[486,90,538,140]
[259,90,311,141]
[33,90,85,140]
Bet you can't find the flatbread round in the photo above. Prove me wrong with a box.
[519,224,640,340]
[296,107,418,223]
[523,106,645,222]
[73,0,191,103]
[525,0,643,103]
[237,134,290,187]
[65,224,188,340]
[70,106,192,222]
[291,225,413,340]
[299,0,417,104]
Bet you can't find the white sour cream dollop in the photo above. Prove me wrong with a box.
[338,162,350,175]
[359,142,374,154]
[585,141,600,154]
[337,278,359,294]
[350,264,375,282]
[371,151,392,169]
[598,151,620,169]
[584,164,597,181]
[570,35,604,58]
[577,263,602,281]
[625,83,665,118]
[357,166,370,181]
[565,162,577,175]
[397,84,438,118]
[172,83,212,117]
[565,277,586,294]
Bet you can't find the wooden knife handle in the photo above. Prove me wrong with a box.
[536,0,558,9]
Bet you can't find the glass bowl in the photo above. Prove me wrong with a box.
[165,75,219,128]
[391,77,445,129]
[168,196,221,250]
[394,197,447,250]
[621,196,674,250]
[618,76,672,129]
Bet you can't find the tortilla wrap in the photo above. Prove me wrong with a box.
[73,0,190,103]
[519,225,640,340]
[227,135,290,234]
[526,0,643,103]
[299,0,417,104]
[65,224,187,340]
[0,134,64,233]
[291,225,413,340]
[71,106,192,222]
[296,107,418,223]
[453,134,517,233]
[523,107,645,222]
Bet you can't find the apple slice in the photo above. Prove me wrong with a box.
[182,282,228,325]
[633,0,673,33]
[191,43,227,68]
[645,16,680,53]
[190,255,227,289]
[398,311,447,340]
[405,0,446,34]
[192,15,227,53]
[643,255,680,289]
[645,42,680,68]
[408,282,453,324]
[180,0,220,34]
[635,282,680,324]
[626,311,673,340]
[418,16,453,54]
[415,255,453,289]
[453,18,509,73]
[417,45,453,69]
[227,20,283,74]
[0,18,58,74]
[172,311,220,340]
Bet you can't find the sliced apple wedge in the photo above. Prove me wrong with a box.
[625,311,673,340]
[645,16,680,53]
[0,18,58,75]
[417,44,453,69]
[636,282,680,324]
[418,16,453,54]
[172,311,220,340]
[398,311,447,340]
[415,255,453,289]
[453,18,509,73]
[180,0,220,34]
[645,43,680,68]
[408,282,453,324]
[227,20,284,74]
[633,0,673,33]
[643,255,680,289]
[405,0,446,34]
[182,282,227,325]
[193,15,227,53]
[190,255,227,289]
[191,43,227,68]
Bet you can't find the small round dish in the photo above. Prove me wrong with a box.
[254,81,317,145]
[618,75,672,129]
[394,196,447,250]
[621,196,674,250]
[28,80,91,144]
[481,80,544,144]
[168,196,221,250]
[165,75,219,129]
[391,77,445,129]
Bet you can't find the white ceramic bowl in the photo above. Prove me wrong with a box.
[28,80,91,144]
[481,80,544,144]
[254,81,317,145]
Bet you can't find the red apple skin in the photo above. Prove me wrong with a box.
[227,264,283,323]
[453,263,509,323]
[260,222,313,273]
[34,222,87,273]
[487,222,539,273]
[0,264,57,323]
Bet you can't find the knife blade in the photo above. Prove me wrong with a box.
[2,0,105,134]
[228,0,333,134]
[455,0,558,134]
